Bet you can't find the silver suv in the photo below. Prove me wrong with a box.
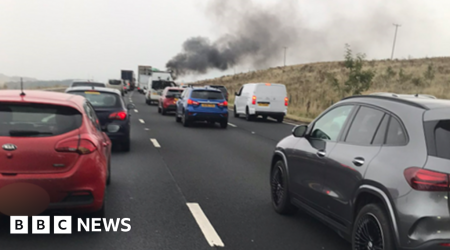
[271,94,450,250]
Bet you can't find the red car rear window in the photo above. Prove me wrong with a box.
[0,103,82,137]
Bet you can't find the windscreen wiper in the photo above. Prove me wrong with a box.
[9,130,53,136]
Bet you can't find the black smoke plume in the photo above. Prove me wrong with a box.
[166,0,300,77]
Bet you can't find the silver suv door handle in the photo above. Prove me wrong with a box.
[316,150,326,157]
[352,157,365,166]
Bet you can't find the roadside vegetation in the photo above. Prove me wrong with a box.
[194,45,450,121]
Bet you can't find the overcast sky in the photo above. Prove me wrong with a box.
[1,0,449,83]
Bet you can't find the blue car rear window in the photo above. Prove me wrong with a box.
[191,90,223,100]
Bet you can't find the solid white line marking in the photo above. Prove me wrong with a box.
[144,128,149,131]
[139,119,145,124]
[150,138,160,148]
[186,203,224,247]
[284,122,298,126]
[134,109,139,113]
[228,123,237,127]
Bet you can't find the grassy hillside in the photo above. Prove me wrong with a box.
[194,57,450,121]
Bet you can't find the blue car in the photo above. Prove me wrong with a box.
[175,87,228,128]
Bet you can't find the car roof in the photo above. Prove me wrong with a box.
[165,87,184,90]
[66,86,121,95]
[189,86,221,92]
[0,90,86,111]
[341,95,450,110]
[71,81,106,85]
[243,83,285,86]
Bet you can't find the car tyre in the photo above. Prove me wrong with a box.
[161,107,166,115]
[122,137,130,152]
[271,160,297,215]
[234,106,238,118]
[277,116,284,123]
[182,112,190,127]
[146,99,151,105]
[158,106,161,113]
[220,121,228,129]
[176,112,182,123]
[245,107,254,121]
[262,115,268,120]
[352,203,395,250]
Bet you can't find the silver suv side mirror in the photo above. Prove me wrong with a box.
[292,125,308,138]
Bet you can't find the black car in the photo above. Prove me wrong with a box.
[65,86,135,151]
[206,85,228,101]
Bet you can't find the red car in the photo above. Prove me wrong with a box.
[0,90,111,217]
[158,87,184,115]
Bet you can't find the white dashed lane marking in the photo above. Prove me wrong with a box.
[186,203,224,247]
[139,119,145,124]
[150,138,161,148]
[227,123,237,127]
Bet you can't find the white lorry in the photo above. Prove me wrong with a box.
[137,65,152,94]
[144,71,177,105]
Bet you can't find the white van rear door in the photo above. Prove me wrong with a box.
[254,84,287,112]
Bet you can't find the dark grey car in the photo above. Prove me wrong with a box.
[271,94,450,250]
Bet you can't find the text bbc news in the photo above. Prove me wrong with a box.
[10,216,131,234]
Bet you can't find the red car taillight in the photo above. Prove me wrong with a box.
[252,95,256,105]
[123,86,126,90]
[109,111,127,120]
[187,99,199,106]
[56,138,97,155]
[285,97,289,106]
[404,167,449,191]
[218,101,228,107]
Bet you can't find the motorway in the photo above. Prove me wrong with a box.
[0,91,350,250]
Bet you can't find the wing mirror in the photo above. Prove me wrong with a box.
[292,125,308,138]
[235,92,239,96]
[127,103,136,110]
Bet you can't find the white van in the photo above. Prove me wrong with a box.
[233,83,288,122]
[144,72,176,105]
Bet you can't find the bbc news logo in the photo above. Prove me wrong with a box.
[10,216,131,234]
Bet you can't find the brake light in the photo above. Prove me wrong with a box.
[123,86,126,90]
[218,101,228,107]
[56,139,97,155]
[252,95,256,105]
[440,243,450,247]
[404,167,450,191]
[109,111,127,120]
[187,99,199,106]
[285,97,289,106]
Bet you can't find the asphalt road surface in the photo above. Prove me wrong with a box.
[0,91,350,250]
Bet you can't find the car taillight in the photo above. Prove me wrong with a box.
[404,167,450,191]
[109,111,127,120]
[285,97,289,106]
[56,139,97,155]
[252,95,256,105]
[123,86,126,90]
[187,99,199,106]
[218,101,228,107]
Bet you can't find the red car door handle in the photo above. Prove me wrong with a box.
[103,141,110,146]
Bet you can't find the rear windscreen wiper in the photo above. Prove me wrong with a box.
[9,130,53,136]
